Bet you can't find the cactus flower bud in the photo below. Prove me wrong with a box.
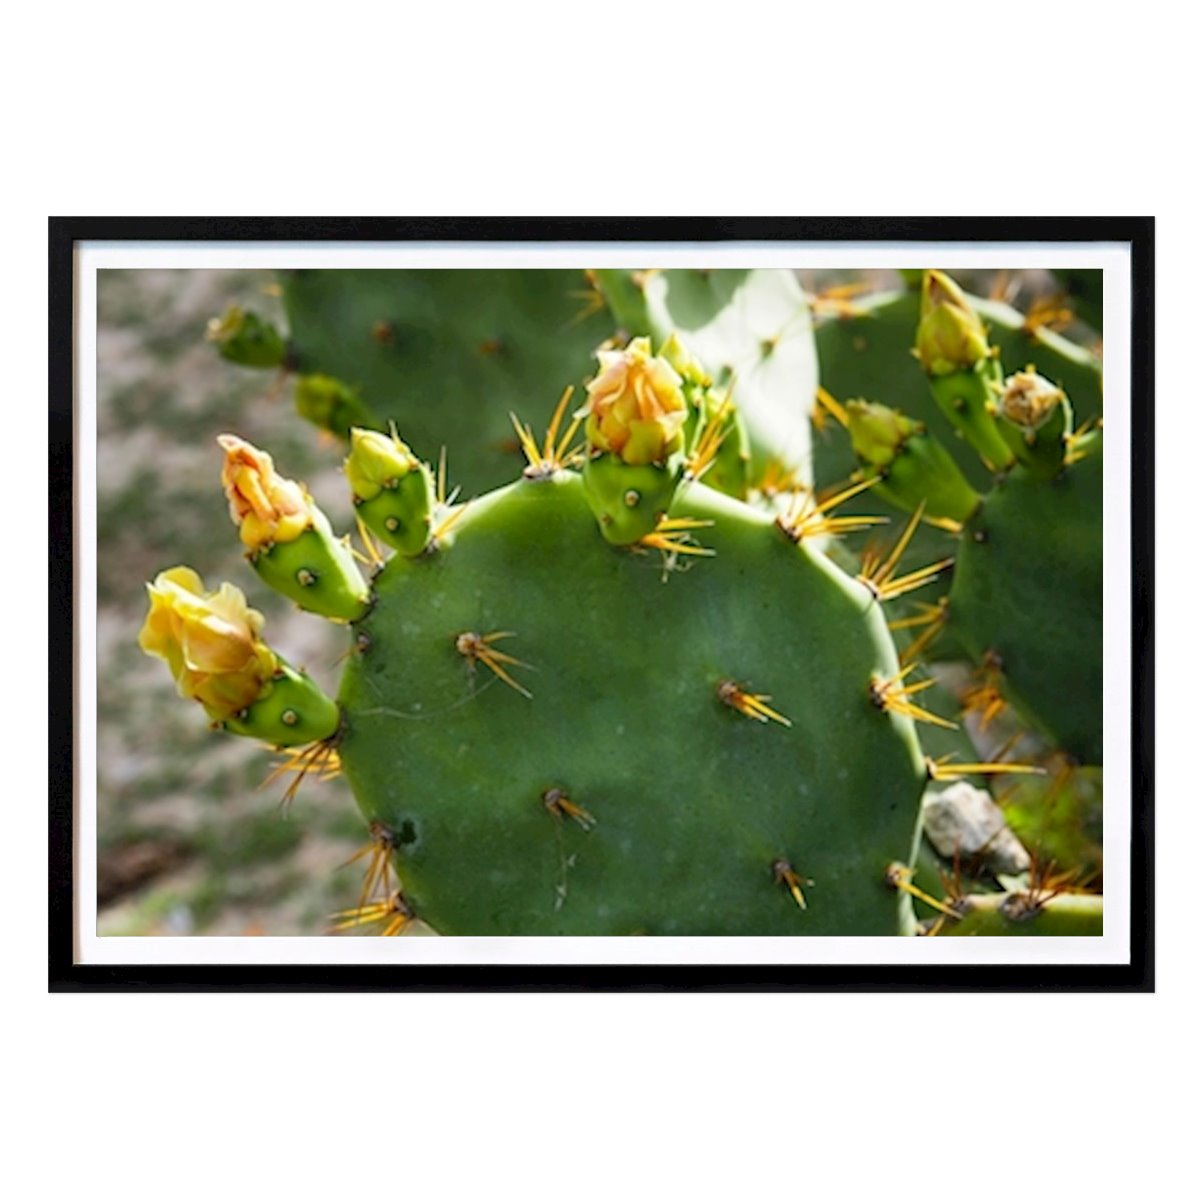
[206,305,286,369]
[845,401,980,523]
[138,567,279,719]
[345,427,435,556]
[345,428,420,500]
[219,435,369,621]
[999,370,1066,431]
[139,567,340,746]
[846,400,919,469]
[580,336,688,466]
[915,271,991,376]
[994,369,1074,476]
[658,332,711,387]
[219,435,311,551]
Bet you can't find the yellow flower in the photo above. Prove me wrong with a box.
[581,337,687,465]
[218,434,311,550]
[138,567,278,719]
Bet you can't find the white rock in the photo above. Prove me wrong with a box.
[921,782,1031,874]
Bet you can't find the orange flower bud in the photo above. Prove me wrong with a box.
[580,337,687,465]
[218,434,311,550]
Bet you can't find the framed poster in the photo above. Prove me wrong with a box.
[49,217,1153,990]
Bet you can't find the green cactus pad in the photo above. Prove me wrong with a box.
[249,516,369,622]
[581,453,682,546]
[594,269,817,486]
[946,432,1103,763]
[337,473,927,935]
[280,270,614,493]
[1050,268,1103,332]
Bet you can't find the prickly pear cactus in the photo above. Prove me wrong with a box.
[142,268,1105,938]
[210,268,818,503]
[814,270,1104,766]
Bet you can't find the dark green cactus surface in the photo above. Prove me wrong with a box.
[336,472,925,935]
[948,432,1103,764]
[281,269,614,492]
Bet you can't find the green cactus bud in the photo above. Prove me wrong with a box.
[582,453,682,546]
[220,435,369,621]
[915,271,991,376]
[206,305,287,369]
[994,369,1073,477]
[845,401,980,523]
[847,401,916,469]
[659,332,712,387]
[293,373,377,440]
[914,272,1016,473]
[222,660,341,747]
[345,427,435,556]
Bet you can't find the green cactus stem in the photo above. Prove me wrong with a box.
[933,891,1102,936]
[845,400,981,523]
[916,271,1015,472]
[247,513,370,622]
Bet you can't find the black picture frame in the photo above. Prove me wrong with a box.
[49,216,1154,992]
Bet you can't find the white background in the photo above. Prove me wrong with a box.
[7,3,1189,1198]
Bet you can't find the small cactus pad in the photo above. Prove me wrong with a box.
[337,473,927,935]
